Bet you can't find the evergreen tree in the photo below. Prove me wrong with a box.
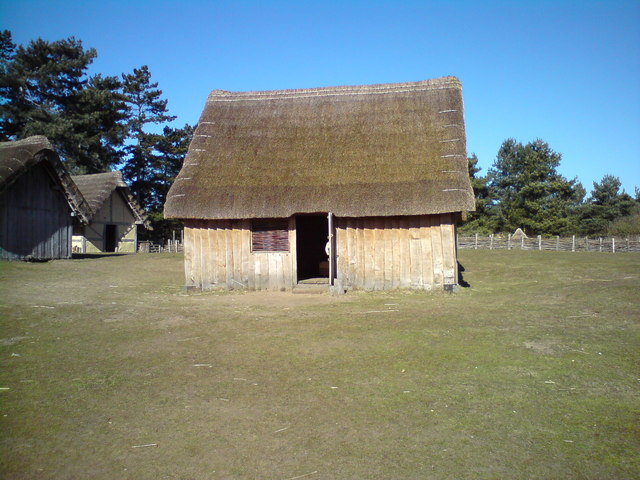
[121,66,176,210]
[488,139,583,235]
[0,32,127,172]
[458,154,497,233]
[577,175,637,235]
[152,124,194,211]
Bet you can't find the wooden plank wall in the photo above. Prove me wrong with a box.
[0,163,73,260]
[335,214,457,291]
[183,218,296,290]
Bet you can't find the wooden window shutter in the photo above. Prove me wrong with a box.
[251,219,289,252]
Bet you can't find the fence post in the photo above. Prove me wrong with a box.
[612,237,615,253]
[521,235,525,249]
[490,234,494,250]
[626,238,629,252]
[508,233,512,250]
[556,236,559,251]
[538,235,542,251]
[585,237,588,252]
[572,235,575,252]
[599,237,602,252]
[475,233,478,250]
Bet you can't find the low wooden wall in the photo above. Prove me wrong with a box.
[1,163,73,260]
[183,214,458,291]
[335,214,457,291]
[183,219,296,290]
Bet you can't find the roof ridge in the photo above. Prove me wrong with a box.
[207,76,461,102]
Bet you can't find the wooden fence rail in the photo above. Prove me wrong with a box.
[138,236,639,254]
[138,240,184,253]
[457,234,640,253]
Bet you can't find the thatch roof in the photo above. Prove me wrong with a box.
[0,136,92,223]
[165,76,475,220]
[71,171,150,227]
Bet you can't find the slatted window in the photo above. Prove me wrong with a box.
[251,219,289,252]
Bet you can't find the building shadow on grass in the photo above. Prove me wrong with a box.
[458,262,470,288]
[72,253,129,260]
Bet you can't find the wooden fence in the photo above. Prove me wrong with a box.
[138,239,183,253]
[138,235,639,254]
[457,234,640,253]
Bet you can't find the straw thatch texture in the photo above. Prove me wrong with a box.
[165,77,474,220]
[71,171,149,227]
[0,136,91,223]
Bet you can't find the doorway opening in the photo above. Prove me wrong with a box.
[104,224,117,252]
[296,214,329,283]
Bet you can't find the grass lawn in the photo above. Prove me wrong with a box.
[0,250,638,479]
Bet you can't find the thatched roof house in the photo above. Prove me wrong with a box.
[165,76,474,291]
[71,171,149,253]
[0,136,91,260]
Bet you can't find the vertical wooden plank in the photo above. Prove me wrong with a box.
[225,221,233,287]
[420,216,435,289]
[362,219,374,290]
[210,222,220,286]
[288,216,296,288]
[338,218,355,287]
[354,218,365,288]
[409,217,422,289]
[430,216,445,287]
[336,220,347,286]
[216,222,226,286]
[259,252,269,290]
[346,218,356,288]
[232,221,242,288]
[267,253,276,290]
[239,220,250,289]
[383,217,393,289]
[214,221,224,287]
[389,217,400,289]
[441,214,456,285]
[277,253,285,290]
[396,218,408,289]
[197,223,209,289]
[254,251,262,290]
[374,217,385,290]
[350,219,358,288]
[191,222,202,289]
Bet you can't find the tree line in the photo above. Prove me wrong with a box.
[463,139,640,236]
[0,31,191,238]
[2,32,638,238]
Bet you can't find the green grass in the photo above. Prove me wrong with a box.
[0,250,638,479]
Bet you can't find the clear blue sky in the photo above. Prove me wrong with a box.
[2,0,639,195]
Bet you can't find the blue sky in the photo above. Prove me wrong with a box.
[2,0,639,195]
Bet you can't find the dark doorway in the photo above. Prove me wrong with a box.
[296,214,328,282]
[104,224,117,252]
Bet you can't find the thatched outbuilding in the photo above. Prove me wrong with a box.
[0,136,91,261]
[165,76,475,291]
[71,171,149,253]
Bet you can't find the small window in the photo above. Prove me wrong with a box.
[251,219,289,252]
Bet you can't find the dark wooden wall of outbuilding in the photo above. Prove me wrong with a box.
[0,163,73,260]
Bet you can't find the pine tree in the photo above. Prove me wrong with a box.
[121,66,176,210]
[458,154,497,233]
[0,32,127,172]
[488,139,583,235]
[577,175,637,235]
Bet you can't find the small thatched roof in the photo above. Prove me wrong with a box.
[0,136,92,223]
[165,76,475,220]
[71,171,150,227]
